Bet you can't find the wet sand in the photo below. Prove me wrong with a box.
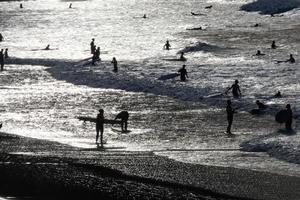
[0,132,300,200]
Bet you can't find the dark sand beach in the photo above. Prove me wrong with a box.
[0,132,300,200]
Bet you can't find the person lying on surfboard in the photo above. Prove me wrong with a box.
[114,111,129,132]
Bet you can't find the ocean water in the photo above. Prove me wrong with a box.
[1,0,300,176]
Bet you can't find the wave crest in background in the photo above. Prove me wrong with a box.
[240,0,300,14]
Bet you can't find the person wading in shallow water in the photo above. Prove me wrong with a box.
[285,104,293,130]
[226,80,241,98]
[226,100,235,134]
[0,49,4,71]
[114,111,129,132]
[178,65,188,81]
[90,38,95,54]
[163,40,171,50]
[112,57,118,72]
[96,109,104,146]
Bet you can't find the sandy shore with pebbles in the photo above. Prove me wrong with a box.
[0,132,300,200]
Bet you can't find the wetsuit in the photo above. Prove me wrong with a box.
[178,68,188,81]
[96,113,104,144]
[0,51,4,71]
[226,104,234,134]
[286,108,293,130]
[231,83,241,98]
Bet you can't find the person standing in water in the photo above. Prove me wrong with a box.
[0,49,4,71]
[163,40,171,50]
[271,40,277,49]
[20,3,23,8]
[226,80,241,98]
[285,104,293,130]
[95,47,100,61]
[178,65,188,81]
[114,111,129,132]
[96,109,104,146]
[45,44,50,50]
[226,100,235,134]
[179,52,186,61]
[4,49,8,59]
[112,57,118,72]
[0,33,3,42]
[90,38,95,54]
[69,3,72,8]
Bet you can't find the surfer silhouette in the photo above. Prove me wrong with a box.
[226,80,241,98]
[274,91,282,98]
[45,45,50,50]
[277,54,295,63]
[271,40,277,49]
[164,40,171,50]
[111,57,118,72]
[114,111,129,132]
[96,109,104,146]
[0,49,4,71]
[178,65,188,81]
[226,100,235,134]
[285,104,293,130]
[69,3,72,8]
[95,47,100,61]
[0,33,3,42]
[142,14,147,18]
[256,100,267,110]
[20,3,23,8]
[179,52,186,61]
[90,38,95,54]
[4,49,8,59]
[254,50,265,56]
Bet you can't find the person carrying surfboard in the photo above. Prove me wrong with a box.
[225,80,241,98]
[178,65,188,81]
[114,111,129,132]
[285,104,293,130]
[96,109,105,145]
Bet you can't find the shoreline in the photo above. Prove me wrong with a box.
[1,132,300,200]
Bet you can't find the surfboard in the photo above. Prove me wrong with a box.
[162,58,187,62]
[111,127,131,133]
[158,73,179,80]
[250,109,265,115]
[275,110,288,123]
[203,92,224,98]
[78,116,122,124]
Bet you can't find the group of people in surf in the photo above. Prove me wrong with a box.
[255,41,296,64]
[90,38,101,65]
[225,79,293,134]
[89,38,118,72]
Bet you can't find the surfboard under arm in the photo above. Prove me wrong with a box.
[77,116,122,124]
